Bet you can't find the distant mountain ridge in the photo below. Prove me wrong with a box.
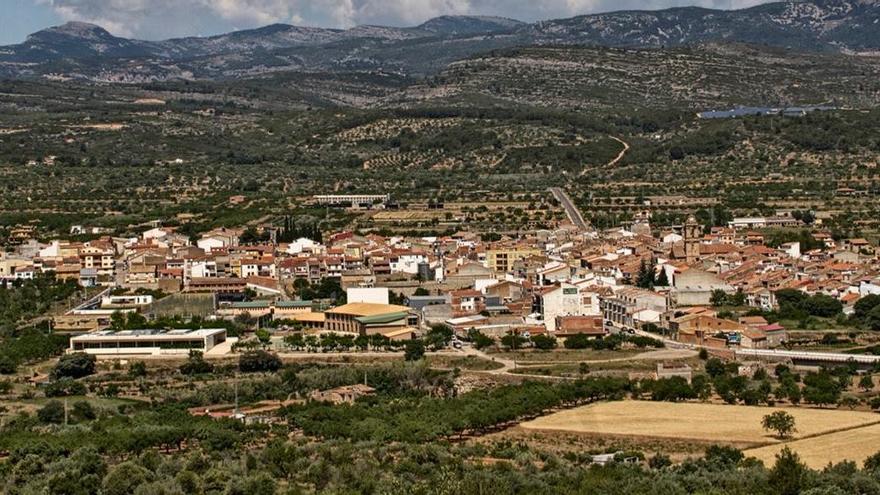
[3,2,880,81]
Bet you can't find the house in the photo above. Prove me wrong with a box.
[656,362,693,383]
[758,323,787,348]
[740,328,768,349]
[601,287,667,331]
[542,283,599,333]
[672,314,744,347]
[738,316,769,328]
[670,268,734,306]
[555,315,605,338]
[309,384,376,405]
[450,289,486,316]
[485,246,541,273]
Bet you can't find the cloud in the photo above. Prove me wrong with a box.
[35,0,777,39]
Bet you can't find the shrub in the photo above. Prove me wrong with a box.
[37,400,66,424]
[531,334,557,350]
[44,378,87,397]
[179,351,214,375]
[51,353,96,380]
[239,350,282,373]
[404,340,426,362]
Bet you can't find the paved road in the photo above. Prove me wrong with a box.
[549,187,590,231]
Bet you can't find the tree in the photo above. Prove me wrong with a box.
[840,395,860,410]
[646,376,695,402]
[710,289,728,307]
[865,451,880,471]
[469,329,494,350]
[413,287,430,296]
[704,357,728,378]
[101,462,151,495]
[636,259,655,289]
[854,294,880,321]
[531,334,557,350]
[803,371,842,407]
[859,374,874,392]
[648,453,672,469]
[775,377,801,405]
[769,447,808,495]
[110,311,127,330]
[804,294,843,318]
[404,340,425,361]
[179,350,214,375]
[234,312,257,329]
[424,325,453,350]
[37,400,66,424]
[255,328,272,347]
[866,304,880,332]
[655,268,669,287]
[44,377,87,397]
[564,334,591,349]
[762,411,797,439]
[52,352,96,379]
[72,400,96,421]
[239,350,282,373]
[128,361,147,378]
[501,332,528,350]
[704,445,744,466]
[0,354,16,374]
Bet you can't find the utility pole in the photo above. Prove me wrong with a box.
[233,378,240,419]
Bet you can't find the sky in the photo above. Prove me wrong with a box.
[0,0,777,45]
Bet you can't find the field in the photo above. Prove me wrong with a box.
[521,401,880,448]
[745,423,880,469]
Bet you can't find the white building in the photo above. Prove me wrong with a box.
[541,283,599,333]
[69,329,228,356]
[390,252,428,274]
[347,287,390,305]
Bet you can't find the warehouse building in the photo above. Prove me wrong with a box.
[69,328,227,356]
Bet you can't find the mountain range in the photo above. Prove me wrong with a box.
[2,0,880,82]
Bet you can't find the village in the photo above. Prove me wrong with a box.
[2,193,879,368]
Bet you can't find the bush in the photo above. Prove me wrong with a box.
[52,352,96,380]
[72,400,96,421]
[469,330,494,350]
[44,377,87,397]
[648,453,672,469]
[563,334,591,349]
[0,354,17,374]
[239,350,282,373]
[179,351,214,375]
[37,400,66,424]
[102,462,152,495]
[531,334,557,350]
[404,340,426,362]
[128,361,147,378]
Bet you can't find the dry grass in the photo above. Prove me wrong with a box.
[745,423,880,469]
[521,401,880,446]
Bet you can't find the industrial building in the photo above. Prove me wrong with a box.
[69,328,227,356]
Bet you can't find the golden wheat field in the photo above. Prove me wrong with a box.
[745,422,880,469]
[521,401,880,445]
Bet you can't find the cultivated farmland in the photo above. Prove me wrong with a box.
[746,422,880,469]
[521,401,880,447]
